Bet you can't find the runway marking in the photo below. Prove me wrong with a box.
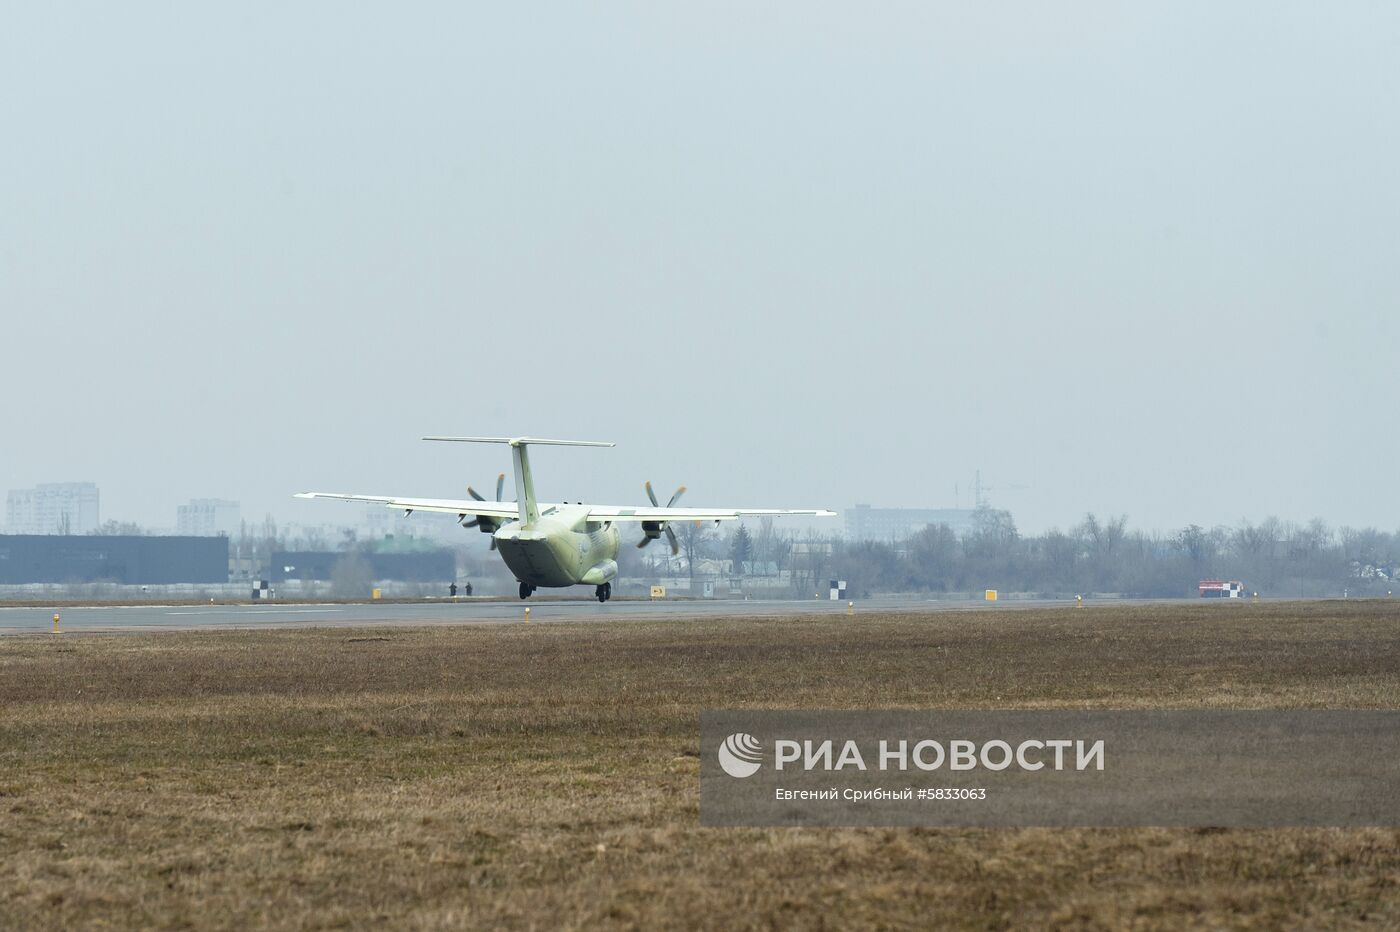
[163,609,346,616]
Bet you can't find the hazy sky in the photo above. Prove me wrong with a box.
[2,4,1396,535]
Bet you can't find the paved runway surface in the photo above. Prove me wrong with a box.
[0,597,1082,634]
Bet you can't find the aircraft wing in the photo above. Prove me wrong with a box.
[585,505,837,522]
[294,492,519,520]
[296,492,834,524]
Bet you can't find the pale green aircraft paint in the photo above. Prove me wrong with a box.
[298,437,835,602]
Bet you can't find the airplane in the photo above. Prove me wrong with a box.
[296,436,836,602]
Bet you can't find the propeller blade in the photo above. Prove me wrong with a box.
[460,515,480,528]
[636,536,653,549]
[495,473,505,501]
[667,485,687,508]
[489,538,497,551]
[665,524,679,556]
[467,486,485,502]
[645,481,659,507]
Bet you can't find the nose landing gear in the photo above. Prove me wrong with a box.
[519,582,536,600]
[595,582,612,603]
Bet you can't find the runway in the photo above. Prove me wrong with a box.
[0,596,1076,634]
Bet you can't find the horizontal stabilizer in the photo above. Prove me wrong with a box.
[422,436,614,447]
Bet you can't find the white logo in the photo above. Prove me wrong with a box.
[718,733,764,778]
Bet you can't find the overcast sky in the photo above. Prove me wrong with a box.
[2,3,1396,535]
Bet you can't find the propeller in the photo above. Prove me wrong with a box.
[460,473,507,550]
[637,481,685,556]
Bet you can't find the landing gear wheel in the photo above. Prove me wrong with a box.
[519,582,535,600]
[596,582,612,603]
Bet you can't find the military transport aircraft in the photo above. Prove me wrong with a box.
[297,436,835,602]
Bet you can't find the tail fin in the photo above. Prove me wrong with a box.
[423,436,615,526]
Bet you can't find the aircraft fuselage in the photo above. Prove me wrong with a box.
[493,504,620,588]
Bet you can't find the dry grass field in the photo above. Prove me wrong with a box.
[2,600,1398,930]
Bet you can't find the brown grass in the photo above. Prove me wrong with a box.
[2,600,1398,929]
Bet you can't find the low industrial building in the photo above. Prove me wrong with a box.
[0,535,228,584]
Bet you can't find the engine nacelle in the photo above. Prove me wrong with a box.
[462,515,503,535]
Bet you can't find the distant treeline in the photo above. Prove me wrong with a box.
[710,509,1398,599]
[95,509,1397,600]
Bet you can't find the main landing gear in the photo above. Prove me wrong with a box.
[519,582,536,600]
[595,582,612,603]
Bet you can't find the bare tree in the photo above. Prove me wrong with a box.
[1176,525,1215,564]
[297,526,328,551]
[791,533,834,597]
[908,523,958,590]
[751,517,776,576]
[676,520,716,584]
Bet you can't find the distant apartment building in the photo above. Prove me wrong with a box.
[364,503,446,540]
[5,482,100,535]
[844,504,977,543]
[176,499,240,537]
